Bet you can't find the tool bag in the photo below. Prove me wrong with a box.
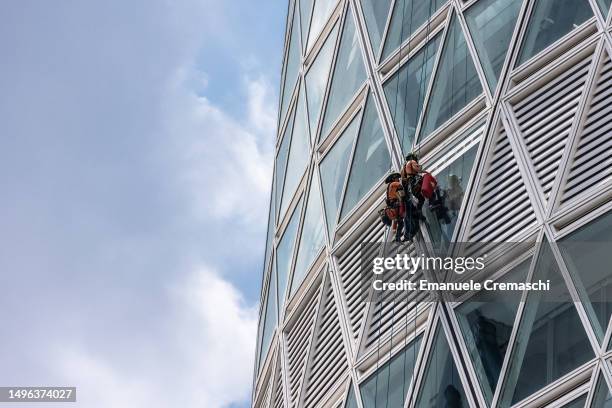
[421,172,438,199]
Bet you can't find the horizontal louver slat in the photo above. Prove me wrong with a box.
[561,53,612,205]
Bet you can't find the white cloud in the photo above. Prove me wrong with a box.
[162,70,276,224]
[53,267,258,408]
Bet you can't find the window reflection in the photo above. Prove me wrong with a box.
[424,145,478,247]
[360,335,422,408]
[305,24,338,141]
[276,196,303,312]
[360,0,392,56]
[320,8,366,141]
[340,95,391,220]
[455,260,530,403]
[420,13,482,139]
[257,263,278,371]
[416,326,467,408]
[384,35,441,154]
[517,0,593,65]
[464,0,522,91]
[382,0,446,61]
[501,242,594,406]
[290,175,325,296]
[558,211,612,342]
[320,115,360,239]
[590,375,612,408]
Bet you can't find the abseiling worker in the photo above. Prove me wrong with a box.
[401,153,425,217]
[384,172,405,243]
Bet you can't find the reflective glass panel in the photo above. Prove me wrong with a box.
[276,196,303,312]
[420,12,483,140]
[382,0,446,61]
[320,9,367,141]
[300,0,313,47]
[257,263,278,370]
[280,85,310,219]
[307,0,337,51]
[558,211,612,343]
[384,34,441,155]
[345,384,359,408]
[320,114,360,239]
[501,241,594,405]
[563,395,587,408]
[517,0,593,65]
[415,325,468,408]
[361,336,422,408]
[280,6,302,128]
[290,175,325,295]
[465,0,522,91]
[305,23,339,142]
[424,144,478,247]
[263,181,275,277]
[596,0,612,16]
[275,107,295,216]
[360,0,393,56]
[591,374,612,408]
[340,95,391,220]
[455,259,530,404]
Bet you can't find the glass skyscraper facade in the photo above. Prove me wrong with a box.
[253,0,612,407]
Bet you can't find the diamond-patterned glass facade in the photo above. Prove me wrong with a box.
[254,0,612,406]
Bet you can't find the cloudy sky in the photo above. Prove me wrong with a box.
[0,1,285,407]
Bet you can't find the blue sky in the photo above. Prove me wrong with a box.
[0,1,285,407]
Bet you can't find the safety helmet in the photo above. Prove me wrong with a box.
[385,172,401,183]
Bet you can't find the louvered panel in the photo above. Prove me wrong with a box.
[362,242,427,352]
[286,283,322,408]
[273,359,285,408]
[301,280,348,408]
[513,54,592,201]
[336,218,386,345]
[260,377,273,408]
[561,52,612,204]
[467,128,538,242]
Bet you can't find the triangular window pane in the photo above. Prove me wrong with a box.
[420,12,483,140]
[276,196,303,312]
[558,211,612,344]
[501,241,594,406]
[424,142,478,247]
[465,0,522,91]
[345,383,359,408]
[381,0,446,61]
[263,180,275,277]
[340,95,391,220]
[279,6,302,127]
[257,262,278,371]
[275,107,295,216]
[517,0,593,66]
[564,394,588,408]
[361,335,422,408]
[300,0,313,48]
[591,373,612,408]
[307,0,337,51]
[415,324,468,408]
[455,259,530,404]
[320,9,367,141]
[595,0,612,16]
[384,34,441,154]
[290,175,325,295]
[320,114,360,239]
[306,23,339,142]
[279,85,310,219]
[360,0,393,57]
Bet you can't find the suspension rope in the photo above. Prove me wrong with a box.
[416,0,434,162]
